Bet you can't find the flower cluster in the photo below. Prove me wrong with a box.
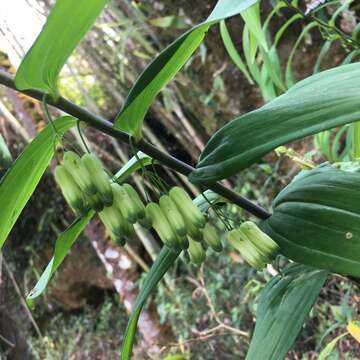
[227,221,279,270]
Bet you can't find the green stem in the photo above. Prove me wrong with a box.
[0,70,271,220]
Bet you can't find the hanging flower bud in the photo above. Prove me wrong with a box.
[54,165,87,217]
[169,187,206,228]
[203,223,223,252]
[146,202,178,249]
[138,214,153,229]
[82,153,113,206]
[227,229,268,271]
[86,193,104,212]
[186,220,204,242]
[111,183,138,224]
[122,183,146,220]
[187,237,206,265]
[159,195,187,237]
[240,221,279,257]
[63,151,96,196]
[99,205,126,244]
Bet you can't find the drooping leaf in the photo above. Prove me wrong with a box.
[27,212,95,305]
[0,116,76,249]
[121,247,180,360]
[114,152,153,183]
[246,263,327,360]
[114,0,259,140]
[190,63,360,183]
[262,164,360,277]
[220,20,253,84]
[15,0,108,98]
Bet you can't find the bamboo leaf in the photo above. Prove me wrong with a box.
[15,0,108,98]
[0,116,76,249]
[246,263,327,360]
[114,0,259,140]
[190,63,360,183]
[262,164,360,277]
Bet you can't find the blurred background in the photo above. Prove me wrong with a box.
[0,0,359,359]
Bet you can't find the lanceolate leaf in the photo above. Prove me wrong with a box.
[246,263,327,360]
[15,0,108,99]
[190,63,360,183]
[114,0,258,140]
[121,247,180,360]
[27,212,95,304]
[0,116,76,249]
[262,164,360,277]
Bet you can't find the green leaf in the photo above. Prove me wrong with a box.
[121,247,180,360]
[113,152,153,183]
[114,0,259,140]
[246,263,327,360]
[190,63,360,183]
[220,20,253,84]
[0,116,76,249]
[15,0,108,99]
[317,333,347,360]
[27,211,95,304]
[193,189,227,212]
[262,164,360,277]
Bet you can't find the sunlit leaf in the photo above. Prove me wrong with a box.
[0,116,76,249]
[246,263,327,360]
[15,0,108,98]
[114,0,259,140]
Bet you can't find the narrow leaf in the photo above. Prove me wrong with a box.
[246,263,327,360]
[27,211,95,304]
[15,0,108,98]
[114,0,259,140]
[121,247,180,360]
[190,63,360,183]
[0,116,76,249]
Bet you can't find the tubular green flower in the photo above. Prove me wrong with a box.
[146,202,178,249]
[169,187,206,228]
[122,183,146,220]
[111,183,138,224]
[187,237,206,265]
[203,223,222,252]
[99,205,126,241]
[54,164,87,216]
[82,153,113,206]
[63,151,96,196]
[159,195,187,237]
